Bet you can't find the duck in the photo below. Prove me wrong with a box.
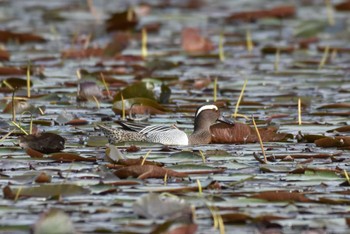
[98,103,231,145]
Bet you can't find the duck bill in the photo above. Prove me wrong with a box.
[217,116,235,125]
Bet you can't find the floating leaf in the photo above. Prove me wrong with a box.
[226,5,295,21]
[26,147,44,158]
[251,190,312,202]
[114,82,156,101]
[112,97,167,115]
[0,67,26,75]
[0,30,46,43]
[3,184,90,198]
[86,136,108,147]
[105,145,125,163]
[327,126,350,133]
[314,137,342,148]
[294,20,327,38]
[32,209,76,234]
[181,28,214,53]
[103,32,130,57]
[61,47,104,59]
[34,172,52,183]
[151,221,197,234]
[317,103,350,109]
[106,9,138,32]
[210,122,291,143]
[3,100,31,114]
[335,1,350,11]
[133,193,193,220]
[114,165,187,179]
[19,132,65,154]
[221,213,252,224]
[77,81,102,101]
[0,49,10,61]
[50,152,96,162]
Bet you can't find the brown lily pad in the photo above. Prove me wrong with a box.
[114,165,188,179]
[181,27,214,53]
[251,190,312,202]
[226,5,295,22]
[0,30,46,43]
[210,122,291,144]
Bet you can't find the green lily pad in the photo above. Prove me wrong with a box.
[112,97,167,114]
[114,82,156,101]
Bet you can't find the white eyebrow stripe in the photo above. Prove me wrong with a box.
[196,105,218,117]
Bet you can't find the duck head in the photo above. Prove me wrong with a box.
[193,104,221,131]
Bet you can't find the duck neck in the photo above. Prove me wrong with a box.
[193,119,211,133]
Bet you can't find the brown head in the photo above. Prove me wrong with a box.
[189,104,221,145]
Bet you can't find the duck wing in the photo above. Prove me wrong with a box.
[116,121,177,134]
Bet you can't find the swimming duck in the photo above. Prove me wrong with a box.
[98,103,230,145]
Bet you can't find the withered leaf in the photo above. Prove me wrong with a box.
[3,184,89,199]
[50,152,96,162]
[0,67,26,76]
[117,158,164,167]
[0,49,10,61]
[334,1,350,11]
[1,77,33,89]
[226,5,296,22]
[106,9,138,32]
[0,30,46,43]
[26,147,44,158]
[221,213,252,224]
[251,190,312,202]
[181,28,214,53]
[315,137,344,148]
[35,172,52,183]
[114,165,187,179]
[327,126,350,133]
[61,47,104,59]
[210,122,290,144]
